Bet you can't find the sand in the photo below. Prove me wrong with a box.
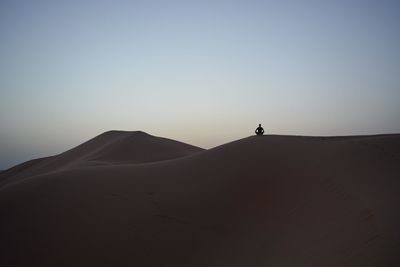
[0,131,399,266]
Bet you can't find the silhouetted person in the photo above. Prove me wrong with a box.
[255,124,264,136]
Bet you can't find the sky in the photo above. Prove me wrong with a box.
[1,0,400,169]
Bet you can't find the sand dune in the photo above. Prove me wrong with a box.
[0,131,203,187]
[0,132,399,266]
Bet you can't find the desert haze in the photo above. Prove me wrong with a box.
[0,131,399,266]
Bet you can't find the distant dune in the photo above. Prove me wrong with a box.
[0,131,203,187]
[0,132,399,266]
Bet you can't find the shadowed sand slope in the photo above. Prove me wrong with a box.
[0,134,399,266]
[0,131,203,186]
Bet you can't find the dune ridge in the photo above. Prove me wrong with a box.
[0,132,399,266]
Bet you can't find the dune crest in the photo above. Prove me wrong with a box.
[0,133,399,266]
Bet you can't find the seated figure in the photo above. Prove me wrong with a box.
[255,124,264,136]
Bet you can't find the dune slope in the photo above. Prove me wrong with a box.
[0,133,399,266]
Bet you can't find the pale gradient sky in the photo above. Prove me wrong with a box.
[1,0,400,169]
